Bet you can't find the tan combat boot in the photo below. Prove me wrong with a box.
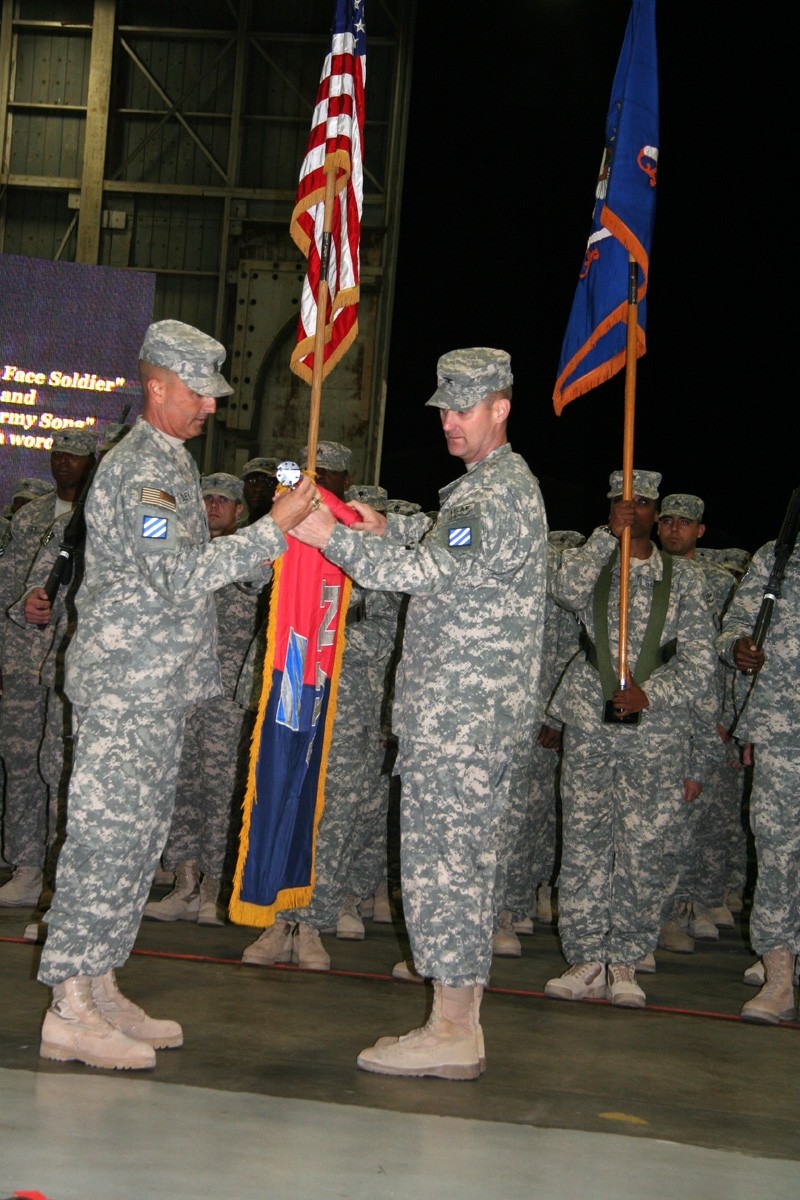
[658,900,694,953]
[357,982,483,1080]
[143,860,200,922]
[336,895,365,940]
[371,877,393,923]
[40,976,156,1069]
[90,970,183,1048]
[492,910,522,958]
[741,947,797,1025]
[197,876,224,926]
[0,866,43,907]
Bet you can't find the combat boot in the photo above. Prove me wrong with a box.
[91,970,183,1048]
[336,895,365,940]
[371,981,488,1073]
[241,920,293,965]
[371,877,393,923]
[143,860,200,922]
[0,866,43,907]
[545,961,606,1001]
[492,910,522,957]
[706,901,735,928]
[607,963,646,1008]
[40,976,156,1070]
[741,948,797,1025]
[392,959,426,983]
[292,921,331,970]
[197,876,224,926]
[357,982,483,1080]
[658,900,694,953]
[536,883,554,924]
[688,902,719,941]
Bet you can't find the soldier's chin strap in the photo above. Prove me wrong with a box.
[727,484,800,738]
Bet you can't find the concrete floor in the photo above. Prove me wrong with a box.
[1,879,799,1199]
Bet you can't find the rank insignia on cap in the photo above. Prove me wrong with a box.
[142,516,168,540]
[141,487,176,511]
[448,526,472,547]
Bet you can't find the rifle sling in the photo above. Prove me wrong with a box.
[587,547,674,702]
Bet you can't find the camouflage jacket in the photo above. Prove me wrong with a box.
[716,540,800,743]
[320,442,548,750]
[0,492,72,681]
[548,527,717,738]
[65,417,284,707]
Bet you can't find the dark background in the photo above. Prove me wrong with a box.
[379,0,786,553]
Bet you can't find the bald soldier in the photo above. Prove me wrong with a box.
[291,347,548,1080]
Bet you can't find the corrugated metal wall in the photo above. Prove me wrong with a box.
[0,0,416,478]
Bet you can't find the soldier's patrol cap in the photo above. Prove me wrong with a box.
[13,477,54,501]
[346,484,388,512]
[201,472,244,503]
[139,319,234,398]
[241,456,278,478]
[51,427,98,457]
[607,469,662,500]
[426,347,513,411]
[718,547,752,575]
[301,441,352,472]
[386,498,422,515]
[659,493,704,522]
[548,529,586,550]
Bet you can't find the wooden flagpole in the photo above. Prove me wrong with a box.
[304,165,338,477]
[617,257,639,689]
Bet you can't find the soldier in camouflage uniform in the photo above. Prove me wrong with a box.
[291,347,548,1080]
[143,472,266,927]
[544,470,716,1009]
[716,536,800,1024]
[33,319,315,1071]
[240,456,279,525]
[654,494,741,960]
[0,429,97,908]
[493,531,585,954]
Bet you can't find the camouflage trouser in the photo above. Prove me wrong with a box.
[163,698,250,878]
[38,699,187,986]
[280,676,370,929]
[342,731,395,901]
[687,739,748,908]
[0,675,48,868]
[747,742,800,954]
[558,722,685,965]
[396,737,511,987]
[499,740,561,922]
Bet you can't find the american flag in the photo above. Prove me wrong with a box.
[289,0,366,384]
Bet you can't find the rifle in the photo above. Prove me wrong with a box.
[727,484,800,736]
[750,484,800,650]
[41,408,132,608]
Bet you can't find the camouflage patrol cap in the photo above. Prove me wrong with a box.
[201,472,244,503]
[301,441,352,472]
[139,319,234,398]
[51,427,98,457]
[241,456,278,478]
[386,498,422,515]
[718,547,752,575]
[607,469,662,500]
[346,484,388,513]
[13,477,54,501]
[659,493,704,522]
[426,347,513,411]
[548,529,586,550]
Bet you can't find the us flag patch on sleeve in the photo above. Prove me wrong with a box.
[142,516,168,540]
[140,487,176,511]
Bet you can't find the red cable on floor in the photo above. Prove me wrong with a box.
[5,934,798,1027]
